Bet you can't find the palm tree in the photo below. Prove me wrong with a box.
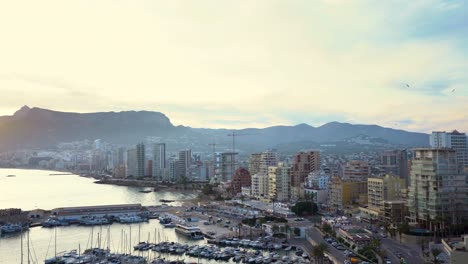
[312,243,329,264]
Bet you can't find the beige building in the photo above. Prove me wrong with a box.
[367,174,406,214]
[329,176,368,213]
[268,163,291,202]
[251,173,269,199]
[249,150,278,175]
[340,160,371,181]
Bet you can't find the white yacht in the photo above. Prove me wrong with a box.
[174,223,204,240]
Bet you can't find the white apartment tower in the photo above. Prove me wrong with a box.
[152,143,166,180]
[430,131,468,171]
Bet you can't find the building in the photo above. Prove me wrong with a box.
[268,167,278,201]
[340,160,371,181]
[408,148,467,230]
[241,186,252,197]
[152,143,166,180]
[307,170,330,190]
[304,188,329,205]
[51,204,143,221]
[383,200,407,225]
[329,176,368,214]
[231,167,251,195]
[136,143,145,177]
[276,163,291,201]
[215,152,237,182]
[249,150,278,175]
[251,173,269,198]
[175,149,191,182]
[291,151,321,200]
[430,131,468,171]
[248,153,262,175]
[367,174,406,214]
[126,148,137,177]
[380,150,410,185]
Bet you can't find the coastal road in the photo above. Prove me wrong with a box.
[305,227,345,264]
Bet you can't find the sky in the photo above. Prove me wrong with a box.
[0,0,467,132]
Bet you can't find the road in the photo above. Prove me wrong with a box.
[305,227,346,264]
[381,237,424,264]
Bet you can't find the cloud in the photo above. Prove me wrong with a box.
[0,0,466,132]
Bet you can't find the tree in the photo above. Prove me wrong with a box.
[397,222,410,243]
[312,243,329,264]
[291,201,318,216]
[431,248,441,264]
[322,223,333,235]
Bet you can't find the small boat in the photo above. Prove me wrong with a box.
[6,175,16,177]
[163,223,176,228]
[159,217,172,224]
[159,199,175,203]
[139,190,152,193]
[1,224,23,233]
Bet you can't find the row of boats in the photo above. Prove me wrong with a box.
[42,215,149,227]
[134,242,310,264]
[45,248,148,264]
[0,223,28,234]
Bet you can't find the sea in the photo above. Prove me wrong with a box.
[0,169,210,264]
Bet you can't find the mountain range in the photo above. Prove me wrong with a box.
[0,106,429,153]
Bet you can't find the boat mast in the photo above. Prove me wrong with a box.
[54,226,57,258]
[20,227,23,264]
[90,226,94,249]
[129,225,132,256]
[27,231,30,264]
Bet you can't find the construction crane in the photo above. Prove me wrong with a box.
[227,131,258,171]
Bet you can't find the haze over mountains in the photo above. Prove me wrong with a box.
[0,106,429,153]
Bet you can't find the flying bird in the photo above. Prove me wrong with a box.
[452,88,456,92]
[406,84,410,88]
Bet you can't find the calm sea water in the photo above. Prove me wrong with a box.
[0,169,196,210]
[0,169,209,264]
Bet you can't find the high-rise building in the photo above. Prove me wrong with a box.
[231,167,251,195]
[126,148,137,177]
[136,143,145,177]
[430,131,468,171]
[268,162,291,202]
[291,151,321,200]
[175,149,191,181]
[367,174,406,215]
[248,153,262,175]
[249,150,278,175]
[215,152,237,182]
[152,143,166,180]
[408,148,467,230]
[340,160,371,181]
[251,173,269,199]
[277,163,291,201]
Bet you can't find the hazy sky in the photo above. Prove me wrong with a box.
[0,0,467,132]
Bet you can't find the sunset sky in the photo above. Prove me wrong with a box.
[0,0,467,132]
